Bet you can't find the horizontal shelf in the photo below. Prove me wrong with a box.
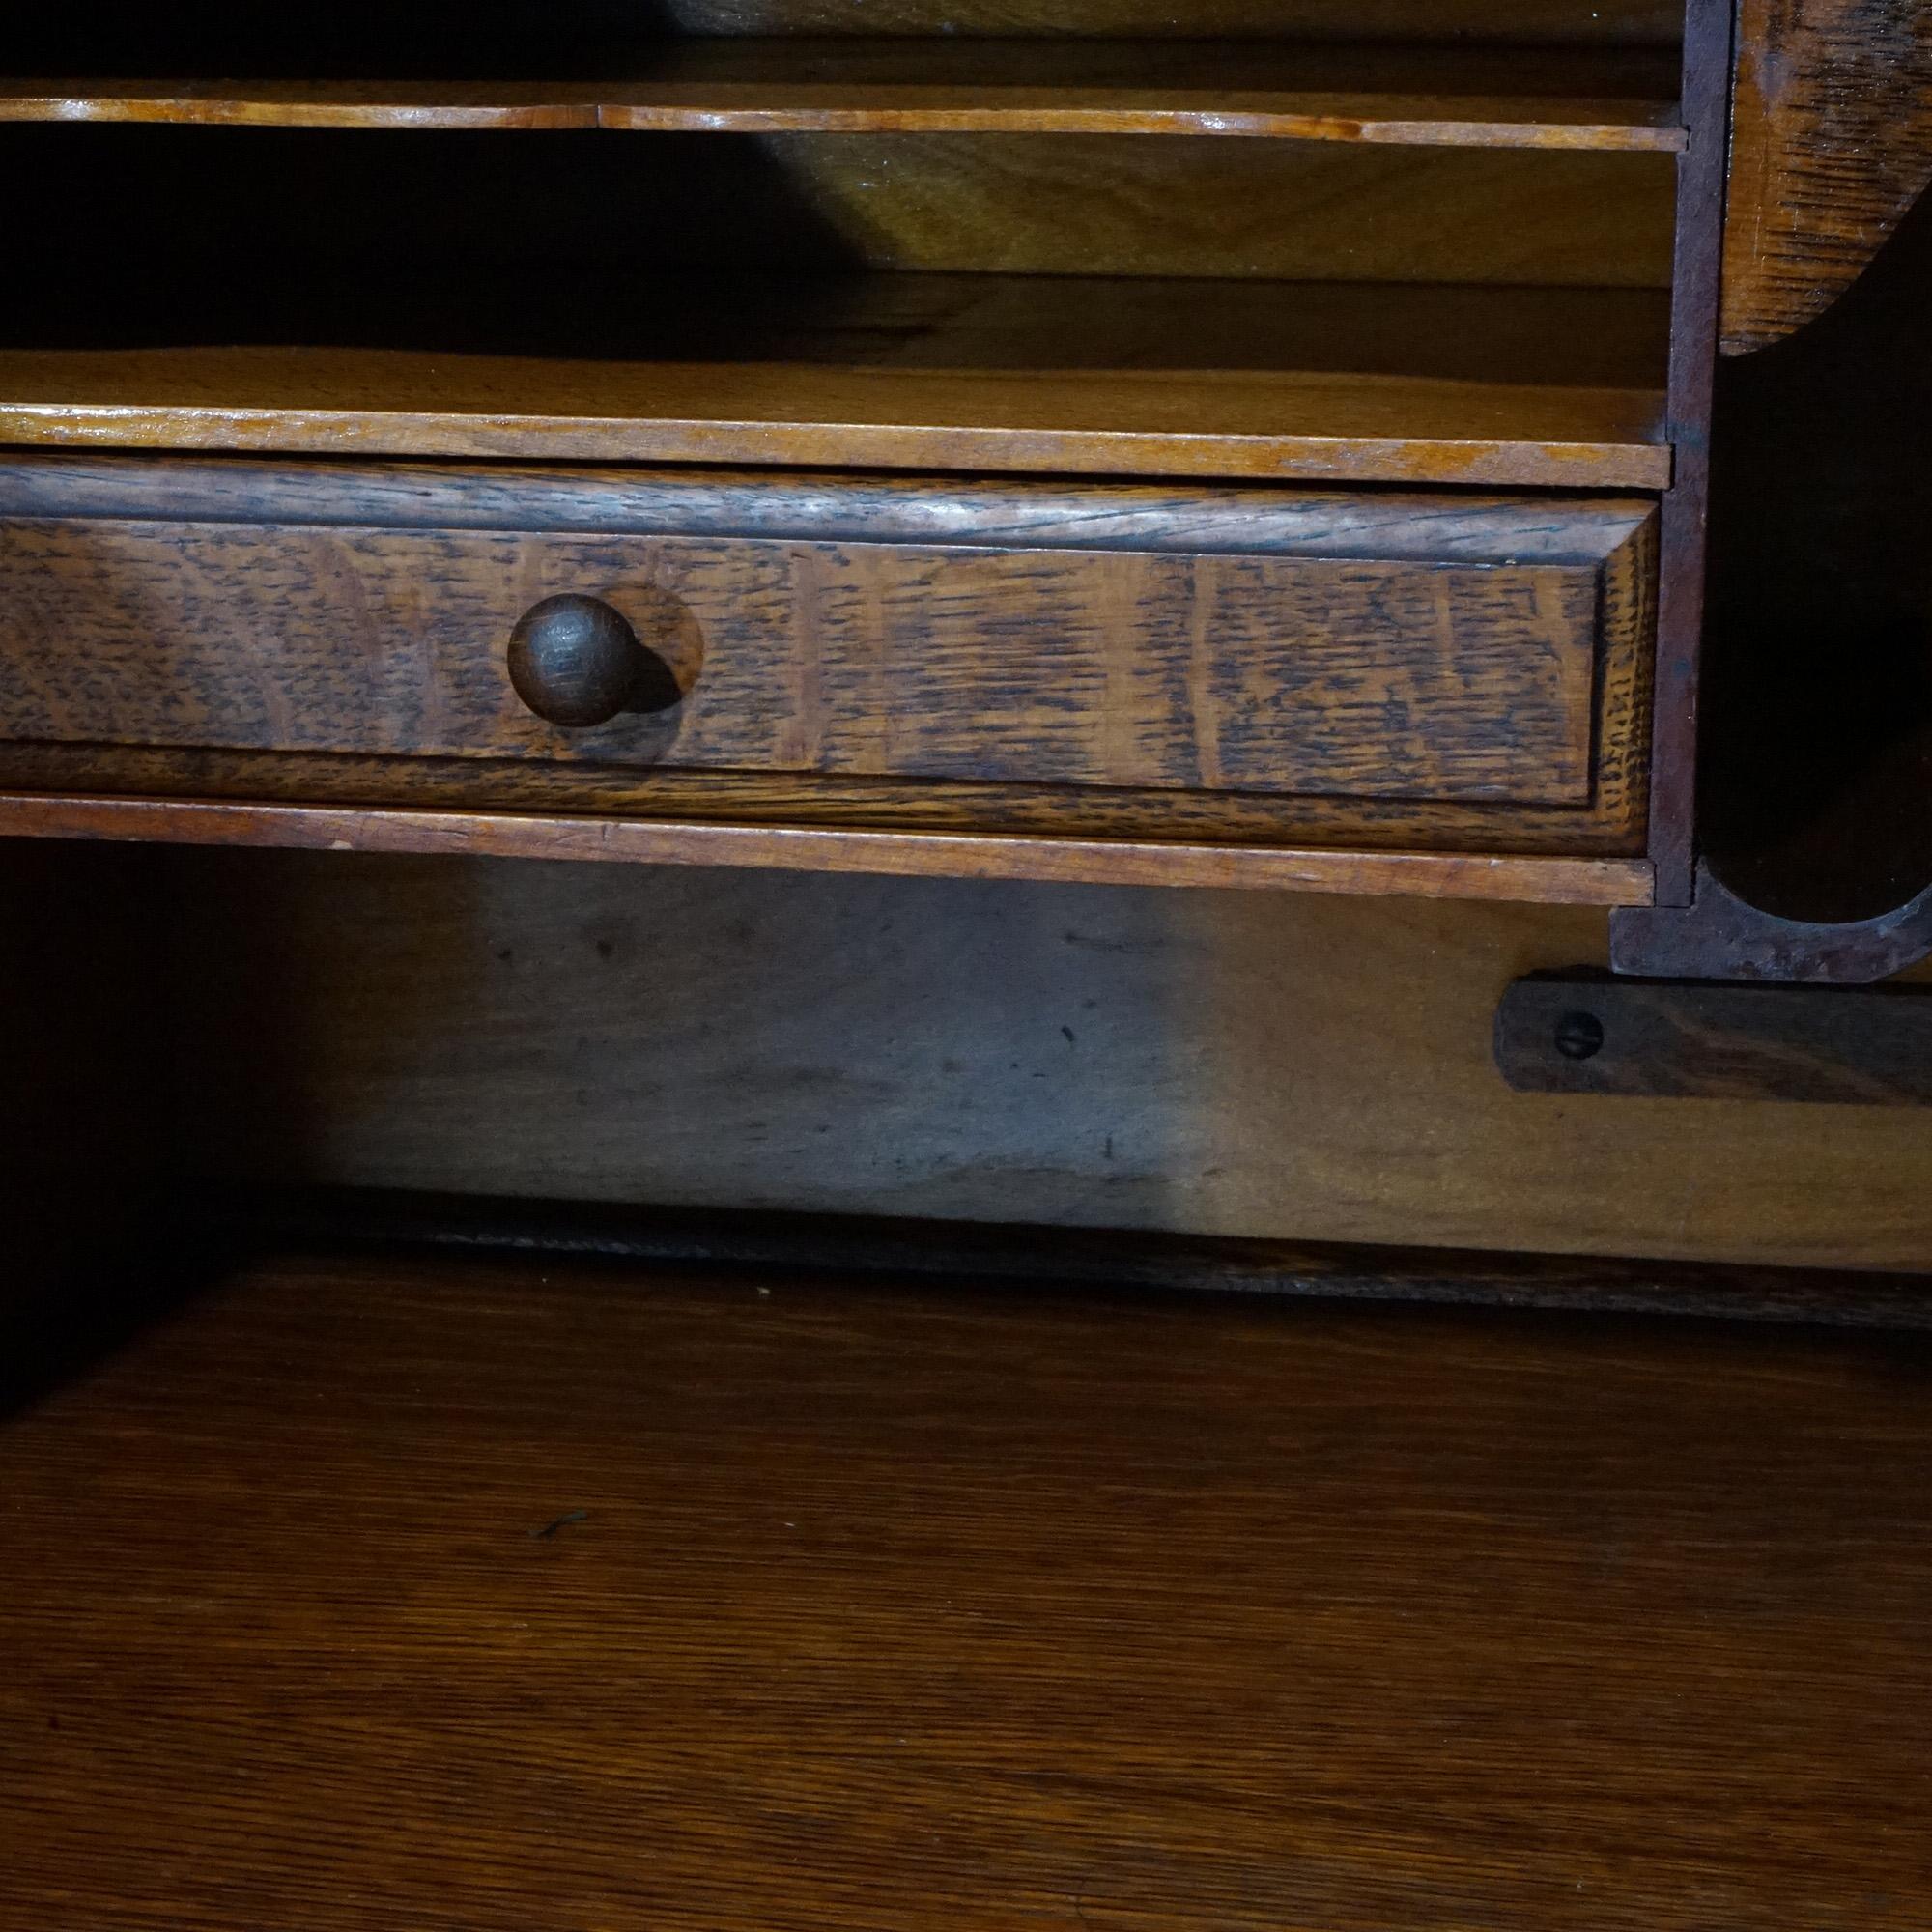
[0,276,1672,488]
[0,41,1687,148]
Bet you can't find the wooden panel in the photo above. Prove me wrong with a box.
[0,520,1619,806]
[0,339,1671,487]
[0,457,1657,866]
[2,45,1687,149]
[1643,0,1732,904]
[0,463,1659,867]
[1721,0,1932,353]
[0,275,1674,439]
[3,1252,1929,1929]
[0,126,1680,293]
[149,855,1932,1268]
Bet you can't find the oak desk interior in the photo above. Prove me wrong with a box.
[3,1,1931,1926]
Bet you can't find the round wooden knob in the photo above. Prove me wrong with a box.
[507,594,678,728]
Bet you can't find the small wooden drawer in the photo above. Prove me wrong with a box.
[0,458,1655,861]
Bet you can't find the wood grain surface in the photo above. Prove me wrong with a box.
[1642,0,1731,904]
[1721,0,1932,353]
[0,125,1679,294]
[2,1250,1929,1928]
[0,740,1657,855]
[0,459,1660,861]
[148,853,1932,1268]
[0,43,1688,148]
[0,451,1665,557]
[0,800,1657,902]
[0,486,1653,807]
[0,340,1672,486]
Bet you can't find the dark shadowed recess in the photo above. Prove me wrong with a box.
[1703,186,1932,923]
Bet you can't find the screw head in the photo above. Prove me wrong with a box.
[1554,1009,1606,1061]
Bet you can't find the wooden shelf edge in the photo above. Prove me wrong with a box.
[193,1185,1932,1328]
[0,86,1688,152]
[0,411,1675,491]
[0,794,1658,903]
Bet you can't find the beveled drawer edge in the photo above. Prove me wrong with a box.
[0,455,1661,565]
[0,792,1657,905]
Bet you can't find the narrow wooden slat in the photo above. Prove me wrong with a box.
[0,452,1662,560]
[0,80,597,128]
[0,43,1688,148]
[0,794,1659,903]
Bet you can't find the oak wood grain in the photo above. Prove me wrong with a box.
[147,856,1932,1267]
[0,339,1672,487]
[0,741,1656,855]
[0,124,1679,293]
[0,490,1653,807]
[0,459,1659,859]
[1,43,1688,149]
[2,1250,1928,1928]
[1721,0,1932,353]
[0,451,1663,558]
[0,799,1657,901]
[0,273,1674,422]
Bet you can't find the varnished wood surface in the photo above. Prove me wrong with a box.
[0,458,1662,862]
[0,740,1655,855]
[0,276,1675,417]
[0,452,1663,558]
[151,855,1932,1267]
[2,1250,1929,1928]
[0,333,1671,487]
[0,799,1658,902]
[2,43,1688,148]
[0,126,1679,294]
[0,479,1654,808]
[1721,0,1932,353]
[0,523,1608,802]
[1643,0,1731,905]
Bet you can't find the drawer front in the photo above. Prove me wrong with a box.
[0,469,1654,812]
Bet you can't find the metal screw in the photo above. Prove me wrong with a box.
[1554,1009,1606,1061]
